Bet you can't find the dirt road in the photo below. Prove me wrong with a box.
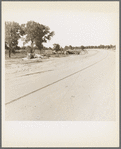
[5,50,116,120]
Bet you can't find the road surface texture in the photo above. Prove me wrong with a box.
[5,49,116,121]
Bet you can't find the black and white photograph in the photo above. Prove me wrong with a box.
[2,1,119,147]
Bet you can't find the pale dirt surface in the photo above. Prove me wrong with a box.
[5,49,116,121]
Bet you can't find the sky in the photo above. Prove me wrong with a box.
[2,2,119,48]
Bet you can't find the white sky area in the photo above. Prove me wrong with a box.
[2,2,119,48]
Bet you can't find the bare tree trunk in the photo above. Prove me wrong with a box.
[31,41,33,53]
[30,41,35,58]
[61,48,62,55]
[9,49,11,58]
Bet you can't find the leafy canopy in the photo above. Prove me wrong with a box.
[53,44,61,52]
[5,21,21,49]
[22,21,54,50]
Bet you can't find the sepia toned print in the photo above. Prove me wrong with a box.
[2,1,119,147]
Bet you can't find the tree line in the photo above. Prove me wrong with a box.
[5,21,116,58]
[43,44,116,53]
[61,45,116,51]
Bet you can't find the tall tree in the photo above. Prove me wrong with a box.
[22,21,54,52]
[69,45,72,50]
[5,21,21,57]
[53,44,61,56]
[80,45,85,51]
[64,46,68,51]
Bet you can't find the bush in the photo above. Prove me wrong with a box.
[16,46,21,50]
[21,46,26,50]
